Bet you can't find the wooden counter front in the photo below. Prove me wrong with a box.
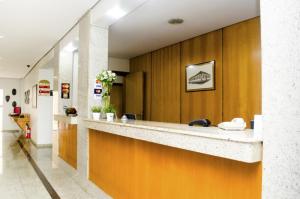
[58,122,77,169]
[89,129,262,199]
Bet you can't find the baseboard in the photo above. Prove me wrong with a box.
[30,139,52,148]
[2,129,20,133]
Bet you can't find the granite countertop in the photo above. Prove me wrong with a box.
[83,119,263,163]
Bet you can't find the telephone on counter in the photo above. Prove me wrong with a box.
[217,118,246,131]
[188,119,211,127]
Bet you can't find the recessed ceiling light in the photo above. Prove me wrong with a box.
[106,7,126,20]
[168,18,184,25]
[0,35,4,39]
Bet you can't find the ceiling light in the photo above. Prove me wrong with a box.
[63,42,77,52]
[0,35,4,39]
[168,18,184,25]
[106,7,126,20]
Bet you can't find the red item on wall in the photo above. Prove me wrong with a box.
[14,107,22,115]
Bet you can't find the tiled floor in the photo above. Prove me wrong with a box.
[0,131,111,199]
[0,131,51,199]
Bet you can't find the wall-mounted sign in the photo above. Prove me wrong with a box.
[38,80,50,96]
[61,83,70,99]
[94,79,102,100]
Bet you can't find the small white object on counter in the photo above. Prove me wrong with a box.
[218,118,246,131]
[83,119,262,163]
[121,115,128,122]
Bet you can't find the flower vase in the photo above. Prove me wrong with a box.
[92,113,101,120]
[103,95,111,109]
[106,113,114,122]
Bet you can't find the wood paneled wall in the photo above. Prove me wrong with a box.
[124,72,144,118]
[89,130,262,199]
[151,44,181,123]
[130,53,152,120]
[58,122,77,169]
[130,17,261,125]
[181,30,223,125]
[223,18,262,125]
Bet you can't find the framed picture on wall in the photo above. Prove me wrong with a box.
[61,83,70,99]
[186,61,215,91]
[24,90,30,104]
[32,84,37,108]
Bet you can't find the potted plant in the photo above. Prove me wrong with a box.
[102,104,116,122]
[91,106,101,120]
[96,70,117,110]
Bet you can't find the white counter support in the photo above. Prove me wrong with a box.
[84,119,263,163]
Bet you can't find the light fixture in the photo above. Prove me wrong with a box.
[0,35,4,39]
[64,42,77,52]
[168,18,184,25]
[106,7,126,20]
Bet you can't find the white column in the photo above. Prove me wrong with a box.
[261,0,300,198]
[53,45,60,92]
[77,12,108,178]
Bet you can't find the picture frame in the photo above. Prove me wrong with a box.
[24,90,30,104]
[61,83,70,99]
[186,61,215,91]
[32,84,37,108]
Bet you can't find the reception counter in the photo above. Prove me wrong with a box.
[85,119,263,199]
[54,114,77,169]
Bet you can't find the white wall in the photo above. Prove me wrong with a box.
[37,69,53,145]
[72,51,79,109]
[261,0,300,198]
[21,63,39,143]
[58,50,73,113]
[21,51,55,146]
[108,57,129,72]
[0,78,21,131]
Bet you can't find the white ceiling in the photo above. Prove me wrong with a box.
[0,0,259,78]
[0,0,99,78]
[108,0,260,59]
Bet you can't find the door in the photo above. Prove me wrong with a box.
[125,72,144,119]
